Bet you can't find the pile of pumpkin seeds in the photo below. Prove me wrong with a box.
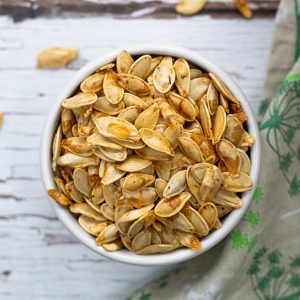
[48,50,255,254]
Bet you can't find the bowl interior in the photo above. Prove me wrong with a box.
[41,45,261,266]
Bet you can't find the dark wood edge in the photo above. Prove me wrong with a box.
[0,1,279,22]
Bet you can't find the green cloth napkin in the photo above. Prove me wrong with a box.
[129,1,300,299]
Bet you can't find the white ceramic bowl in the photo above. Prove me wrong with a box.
[41,45,261,266]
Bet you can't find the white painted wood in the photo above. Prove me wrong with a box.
[0,14,274,300]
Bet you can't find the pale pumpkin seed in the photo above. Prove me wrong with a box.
[103,72,124,104]
[174,58,190,97]
[153,56,175,93]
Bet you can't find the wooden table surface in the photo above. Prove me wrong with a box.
[0,0,278,299]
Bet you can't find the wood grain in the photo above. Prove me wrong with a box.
[0,10,275,300]
[0,0,279,22]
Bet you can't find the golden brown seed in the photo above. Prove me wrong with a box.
[224,115,244,146]
[80,73,104,93]
[209,73,239,104]
[135,146,170,161]
[134,103,160,130]
[0,112,4,127]
[93,96,124,115]
[178,136,204,163]
[62,93,98,109]
[129,55,152,79]
[198,202,218,230]
[213,189,243,208]
[219,94,229,113]
[207,82,219,115]
[166,92,197,121]
[95,63,115,73]
[96,224,119,245]
[61,109,75,138]
[190,69,203,79]
[102,239,123,252]
[115,156,152,172]
[78,216,107,236]
[175,231,201,250]
[57,153,99,168]
[116,50,134,74]
[61,137,93,156]
[176,0,207,15]
[136,244,175,255]
[174,58,190,97]
[154,160,171,182]
[198,101,212,140]
[163,170,187,199]
[103,72,124,104]
[154,192,191,218]
[116,74,150,96]
[236,0,252,19]
[189,77,210,101]
[216,139,241,175]
[95,116,140,142]
[222,172,254,192]
[155,178,168,198]
[212,106,226,144]
[122,93,148,109]
[122,173,156,193]
[139,128,174,156]
[48,189,72,206]
[37,47,78,69]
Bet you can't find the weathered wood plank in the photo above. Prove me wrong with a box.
[0,16,273,116]
[0,0,279,22]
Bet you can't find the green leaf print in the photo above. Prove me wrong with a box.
[244,211,261,228]
[260,78,300,197]
[290,255,300,269]
[248,261,261,276]
[254,247,267,262]
[231,230,258,251]
[287,273,300,289]
[267,267,285,279]
[268,250,282,264]
[157,274,169,288]
[153,265,184,289]
[268,250,282,265]
[280,152,293,172]
[247,248,300,300]
[231,188,263,252]
[253,187,263,204]
[139,292,151,300]
[257,276,271,293]
[231,229,248,250]
[288,176,300,196]
[258,99,270,116]
[284,127,296,144]
[247,236,258,251]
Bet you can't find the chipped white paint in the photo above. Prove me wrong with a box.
[131,7,158,18]
[0,13,274,300]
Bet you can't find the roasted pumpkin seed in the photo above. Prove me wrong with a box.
[49,50,255,254]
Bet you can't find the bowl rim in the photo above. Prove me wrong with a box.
[40,44,261,266]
